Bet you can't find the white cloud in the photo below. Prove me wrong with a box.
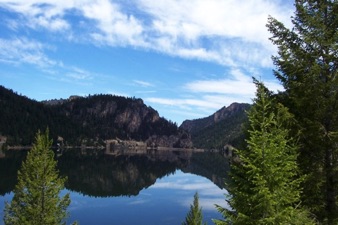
[1,1,72,31]
[0,37,56,67]
[146,94,247,118]
[136,0,293,67]
[152,172,219,191]
[185,68,283,95]
[146,67,283,122]
[0,0,294,68]
[81,0,145,46]
[66,67,93,80]
[185,69,255,96]
[0,36,98,86]
[107,90,130,98]
[133,80,153,87]
[146,97,222,110]
[32,16,70,31]
[138,0,278,42]
[162,109,208,120]
[151,171,228,211]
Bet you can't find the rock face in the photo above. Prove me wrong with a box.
[113,100,160,133]
[180,103,251,149]
[54,96,155,137]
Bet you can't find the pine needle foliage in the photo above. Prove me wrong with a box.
[214,81,314,225]
[182,192,206,225]
[4,129,73,225]
[267,1,338,223]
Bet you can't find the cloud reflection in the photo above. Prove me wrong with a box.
[150,170,228,211]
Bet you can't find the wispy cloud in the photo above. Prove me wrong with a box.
[1,1,71,32]
[185,69,255,96]
[146,97,223,110]
[136,0,292,67]
[0,36,97,86]
[0,37,56,67]
[107,90,130,98]
[81,0,146,46]
[66,67,93,81]
[133,80,154,88]
[146,68,283,117]
[151,171,228,211]
[0,0,294,68]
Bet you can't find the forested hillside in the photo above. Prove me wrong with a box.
[180,103,250,149]
[0,86,79,145]
[0,85,187,147]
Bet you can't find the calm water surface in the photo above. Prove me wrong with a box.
[0,149,230,225]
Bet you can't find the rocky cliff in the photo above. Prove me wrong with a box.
[47,94,192,148]
[53,95,161,137]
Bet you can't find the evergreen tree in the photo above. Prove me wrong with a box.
[4,130,73,225]
[182,192,206,225]
[267,0,338,223]
[214,81,314,225]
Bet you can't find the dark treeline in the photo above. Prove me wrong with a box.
[0,86,78,145]
[180,103,251,150]
[0,86,179,146]
[191,109,249,149]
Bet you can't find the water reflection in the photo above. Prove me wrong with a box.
[57,148,229,197]
[67,170,227,225]
[0,148,230,197]
[0,150,28,195]
[0,148,230,224]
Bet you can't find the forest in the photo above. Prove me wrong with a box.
[215,1,338,224]
[0,86,180,146]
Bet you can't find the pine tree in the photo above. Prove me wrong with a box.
[4,129,72,225]
[182,192,206,225]
[214,81,314,225]
[267,0,338,223]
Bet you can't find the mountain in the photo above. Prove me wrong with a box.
[180,103,251,149]
[0,86,78,145]
[0,85,191,147]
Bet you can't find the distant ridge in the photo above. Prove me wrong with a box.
[180,103,251,149]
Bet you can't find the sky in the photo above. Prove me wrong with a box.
[0,0,295,125]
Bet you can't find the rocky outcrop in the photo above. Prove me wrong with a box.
[57,96,162,136]
[113,100,160,133]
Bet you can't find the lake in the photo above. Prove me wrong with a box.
[0,148,230,225]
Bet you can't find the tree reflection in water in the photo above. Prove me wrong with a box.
[0,148,230,224]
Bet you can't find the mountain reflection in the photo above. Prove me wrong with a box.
[0,150,28,195]
[0,148,230,197]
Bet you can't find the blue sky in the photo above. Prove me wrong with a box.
[0,0,294,124]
